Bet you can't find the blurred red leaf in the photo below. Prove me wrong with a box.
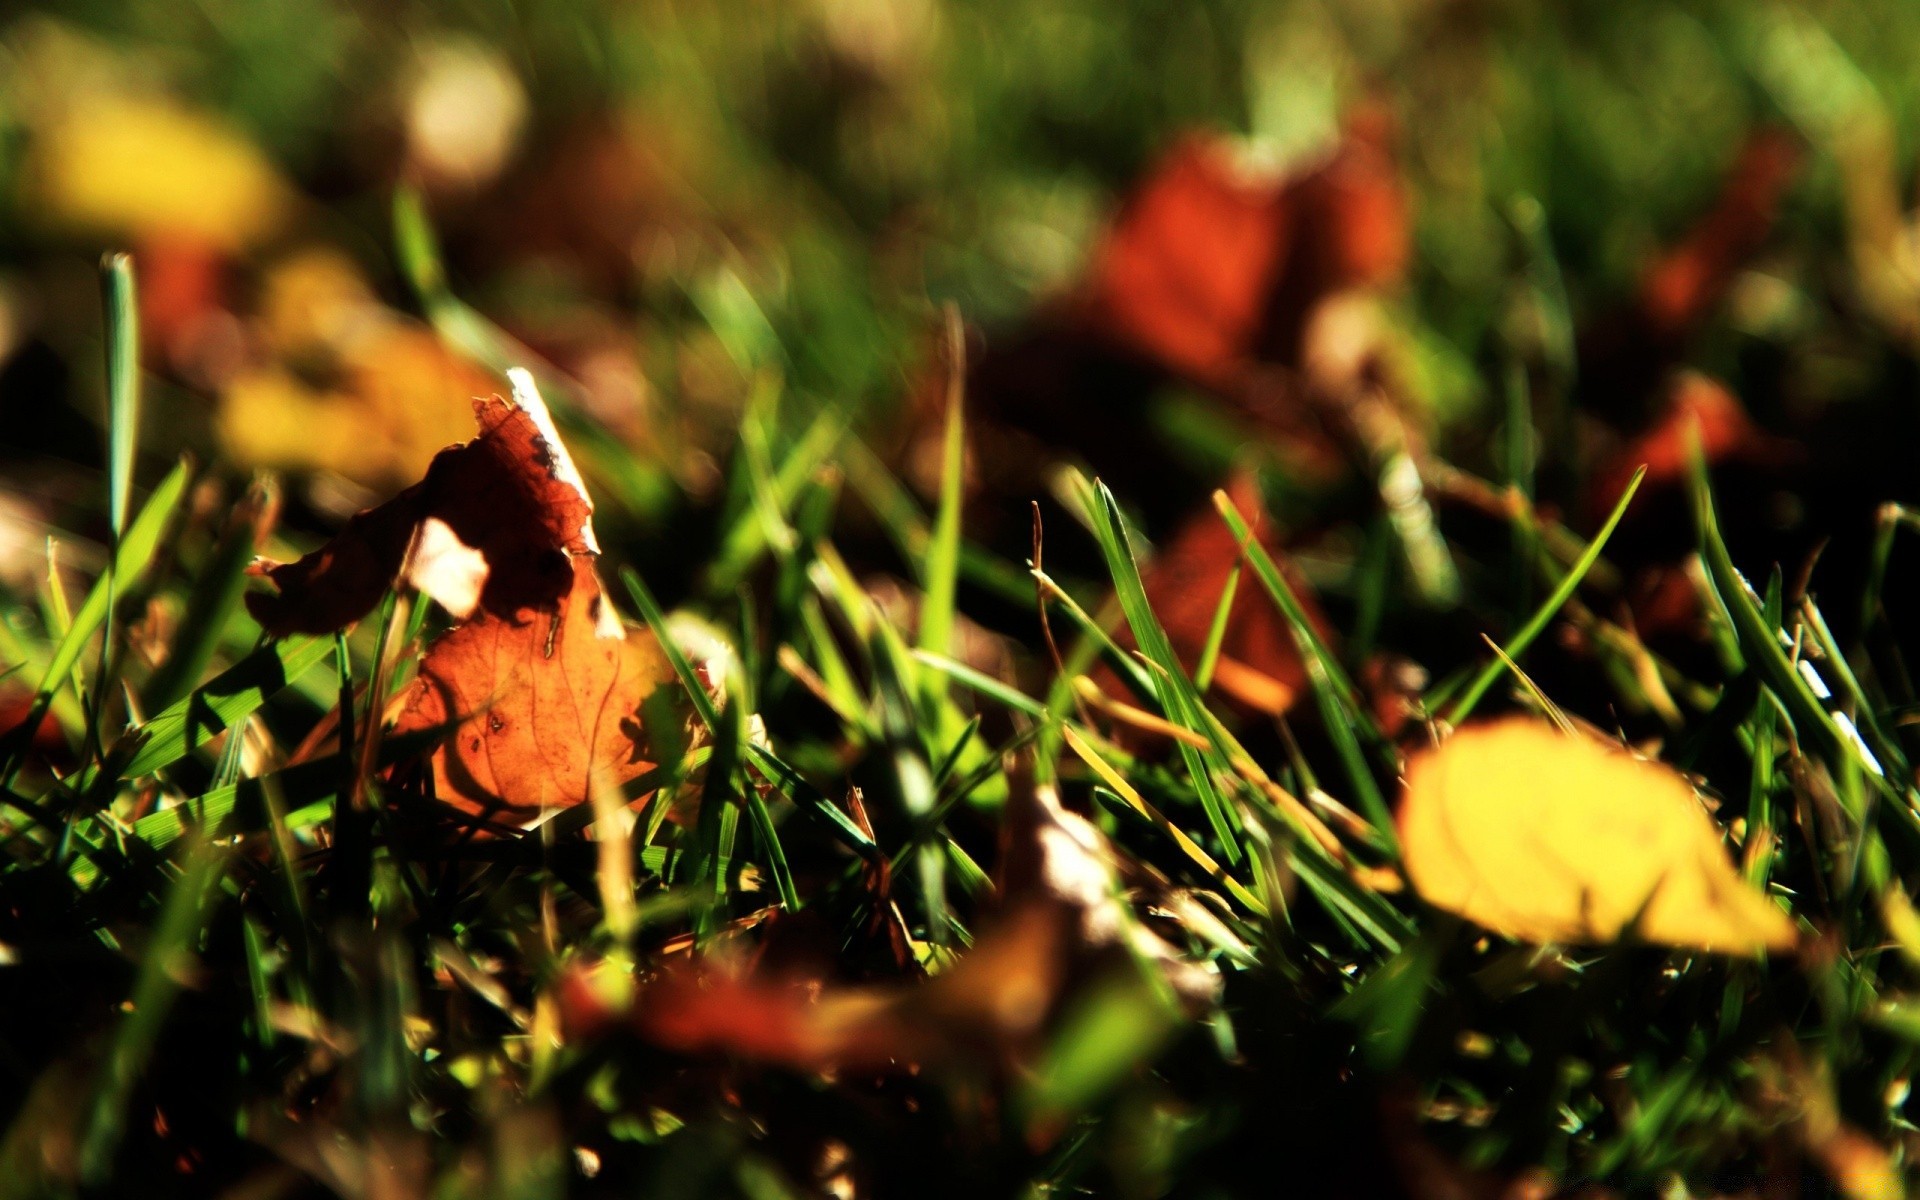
[938,109,1411,532]
[1579,127,1802,415]
[1588,373,1791,525]
[1640,128,1803,340]
[1083,108,1407,389]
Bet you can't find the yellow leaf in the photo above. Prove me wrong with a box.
[29,96,292,251]
[1398,717,1796,954]
[217,251,493,487]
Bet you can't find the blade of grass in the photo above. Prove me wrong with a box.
[1210,488,1394,839]
[1085,480,1241,861]
[1445,465,1645,724]
[78,839,226,1185]
[101,254,140,541]
[1192,556,1242,694]
[118,636,331,779]
[4,460,189,780]
[917,307,966,720]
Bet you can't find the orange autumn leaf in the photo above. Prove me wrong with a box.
[393,556,672,822]
[1398,717,1796,954]
[247,370,673,821]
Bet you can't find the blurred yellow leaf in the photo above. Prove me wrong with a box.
[29,96,293,251]
[215,367,364,478]
[217,250,495,487]
[1398,717,1796,954]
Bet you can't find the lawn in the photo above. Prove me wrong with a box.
[3,2,1920,1196]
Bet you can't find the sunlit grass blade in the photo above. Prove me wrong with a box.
[118,636,331,779]
[1445,465,1644,725]
[705,404,844,595]
[3,460,189,778]
[1066,726,1260,914]
[1084,480,1241,861]
[1192,555,1241,693]
[1210,487,1393,838]
[917,308,966,720]
[619,568,721,734]
[101,254,140,541]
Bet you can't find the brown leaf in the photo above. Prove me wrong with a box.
[564,776,1214,1072]
[392,556,672,822]
[246,371,674,821]
[246,376,595,636]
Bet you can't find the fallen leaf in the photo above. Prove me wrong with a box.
[393,556,673,822]
[217,252,496,488]
[247,371,674,820]
[1578,127,1802,416]
[1398,717,1797,953]
[1639,128,1803,340]
[247,375,597,636]
[1588,374,1788,526]
[1083,109,1407,389]
[27,94,293,252]
[565,775,1214,1071]
[936,108,1412,535]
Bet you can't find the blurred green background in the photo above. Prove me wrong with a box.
[2,0,1918,529]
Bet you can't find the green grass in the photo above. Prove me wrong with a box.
[11,1,1920,1196]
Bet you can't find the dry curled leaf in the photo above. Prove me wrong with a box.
[247,375,598,636]
[247,371,673,821]
[1398,717,1797,954]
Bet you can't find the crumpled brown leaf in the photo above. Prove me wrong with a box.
[247,371,673,820]
[247,377,598,637]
